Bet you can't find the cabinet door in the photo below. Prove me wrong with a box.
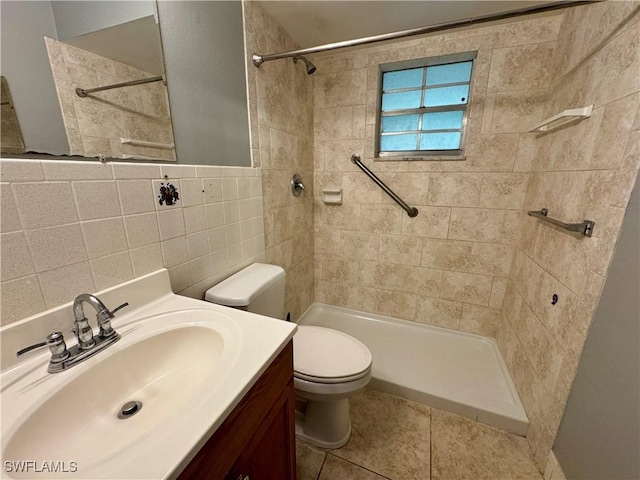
[226,385,296,480]
[179,342,295,480]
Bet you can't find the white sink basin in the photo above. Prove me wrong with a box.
[0,270,296,479]
[5,310,235,477]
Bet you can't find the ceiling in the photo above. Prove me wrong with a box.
[257,1,559,49]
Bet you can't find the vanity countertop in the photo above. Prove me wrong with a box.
[0,269,297,479]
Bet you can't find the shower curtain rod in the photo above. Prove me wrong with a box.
[75,75,164,98]
[252,0,600,68]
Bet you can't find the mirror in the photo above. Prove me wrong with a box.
[0,0,176,161]
[0,1,252,167]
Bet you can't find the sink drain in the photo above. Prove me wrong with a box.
[118,400,143,419]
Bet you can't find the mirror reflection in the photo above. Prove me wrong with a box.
[1,76,25,155]
[0,1,176,161]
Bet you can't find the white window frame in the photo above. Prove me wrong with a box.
[375,51,477,161]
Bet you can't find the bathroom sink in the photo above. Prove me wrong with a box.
[0,270,296,479]
[4,311,234,477]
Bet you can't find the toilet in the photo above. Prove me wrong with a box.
[205,263,372,449]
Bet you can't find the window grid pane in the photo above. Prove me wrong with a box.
[422,111,464,131]
[425,61,473,86]
[382,68,424,90]
[424,85,470,107]
[381,114,420,133]
[379,57,473,155]
[380,133,419,152]
[419,132,462,151]
[381,90,422,111]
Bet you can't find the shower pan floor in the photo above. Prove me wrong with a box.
[298,303,528,435]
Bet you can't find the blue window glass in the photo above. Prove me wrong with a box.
[380,134,418,151]
[378,55,474,155]
[381,114,420,133]
[422,111,464,131]
[382,68,423,91]
[382,91,422,111]
[419,132,461,150]
[426,61,473,86]
[424,85,470,107]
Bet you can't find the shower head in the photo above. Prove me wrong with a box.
[293,56,316,75]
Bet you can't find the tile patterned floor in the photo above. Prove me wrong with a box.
[296,389,543,480]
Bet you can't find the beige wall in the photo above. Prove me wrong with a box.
[496,1,640,471]
[243,2,315,320]
[45,38,176,161]
[0,160,265,325]
[312,13,564,337]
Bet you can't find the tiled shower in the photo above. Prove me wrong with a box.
[244,0,639,473]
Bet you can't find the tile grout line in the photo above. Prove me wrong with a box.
[327,452,393,479]
[314,451,327,480]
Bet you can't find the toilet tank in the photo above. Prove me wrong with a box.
[205,263,286,319]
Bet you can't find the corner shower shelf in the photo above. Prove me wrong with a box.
[529,105,593,134]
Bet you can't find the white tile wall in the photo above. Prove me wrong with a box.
[0,159,266,326]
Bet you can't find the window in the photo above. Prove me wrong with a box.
[376,52,476,159]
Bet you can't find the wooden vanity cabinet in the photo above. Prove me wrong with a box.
[178,341,296,480]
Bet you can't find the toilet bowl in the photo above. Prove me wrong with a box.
[205,263,372,448]
[293,325,371,448]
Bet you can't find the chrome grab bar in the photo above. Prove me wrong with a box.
[528,208,595,237]
[351,154,418,218]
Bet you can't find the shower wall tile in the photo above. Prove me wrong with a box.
[491,90,549,134]
[244,2,315,321]
[487,42,557,92]
[415,297,462,330]
[495,2,640,472]
[503,15,562,47]
[441,271,493,306]
[460,304,500,337]
[400,206,450,238]
[427,173,482,207]
[0,159,265,325]
[312,10,566,341]
[448,208,505,243]
[421,239,472,272]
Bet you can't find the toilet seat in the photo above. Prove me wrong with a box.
[293,326,372,385]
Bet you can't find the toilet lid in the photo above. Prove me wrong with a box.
[293,326,372,382]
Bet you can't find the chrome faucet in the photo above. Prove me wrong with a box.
[17,294,129,373]
[73,294,122,348]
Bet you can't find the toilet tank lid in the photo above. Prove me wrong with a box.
[205,263,285,307]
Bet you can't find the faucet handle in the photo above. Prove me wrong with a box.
[110,302,129,315]
[17,332,70,364]
[98,302,129,338]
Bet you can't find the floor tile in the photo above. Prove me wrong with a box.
[319,454,389,480]
[431,409,542,480]
[330,389,431,479]
[297,439,327,480]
